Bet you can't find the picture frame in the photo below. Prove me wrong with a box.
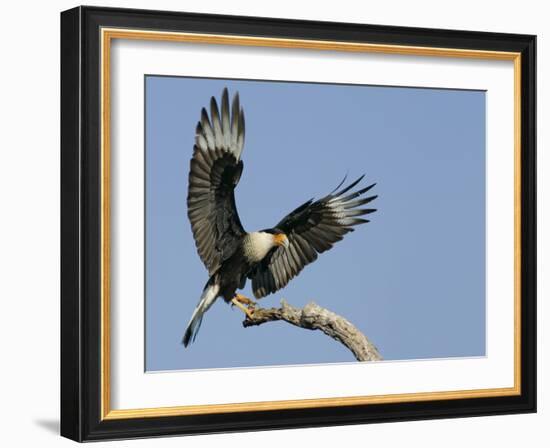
[60,5,536,442]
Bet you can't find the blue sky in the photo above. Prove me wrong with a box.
[145,76,486,371]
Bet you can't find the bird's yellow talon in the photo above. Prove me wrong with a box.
[231,294,256,319]
[234,293,256,306]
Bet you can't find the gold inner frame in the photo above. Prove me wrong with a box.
[100,27,522,420]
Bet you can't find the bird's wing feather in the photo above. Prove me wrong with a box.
[187,88,246,275]
[250,176,377,298]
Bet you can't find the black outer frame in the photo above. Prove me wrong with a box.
[60,5,536,442]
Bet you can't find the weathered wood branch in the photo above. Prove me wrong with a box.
[243,299,382,362]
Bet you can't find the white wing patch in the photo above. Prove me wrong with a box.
[195,88,245,161]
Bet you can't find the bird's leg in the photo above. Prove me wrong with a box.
[231,293,256,319]
[234,293,256,306]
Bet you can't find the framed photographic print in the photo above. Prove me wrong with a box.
[60,6,536,442]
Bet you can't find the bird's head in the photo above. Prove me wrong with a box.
[272,231,289,249]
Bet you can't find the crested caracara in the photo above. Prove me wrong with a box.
[183,88,377,346]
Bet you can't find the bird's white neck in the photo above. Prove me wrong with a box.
[243,232,276,262]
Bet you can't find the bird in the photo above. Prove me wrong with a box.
[182,88,377,346]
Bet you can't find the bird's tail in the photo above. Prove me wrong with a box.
[182,280,220,347]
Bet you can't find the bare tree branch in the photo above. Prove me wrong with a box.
[242,299,382,362]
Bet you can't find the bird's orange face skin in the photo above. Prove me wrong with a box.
[273,233,289,248]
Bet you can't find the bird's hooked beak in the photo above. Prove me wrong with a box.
[273,233,290,249]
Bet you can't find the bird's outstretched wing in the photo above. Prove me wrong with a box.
[249,176,377,298]
[187,88,246,275]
